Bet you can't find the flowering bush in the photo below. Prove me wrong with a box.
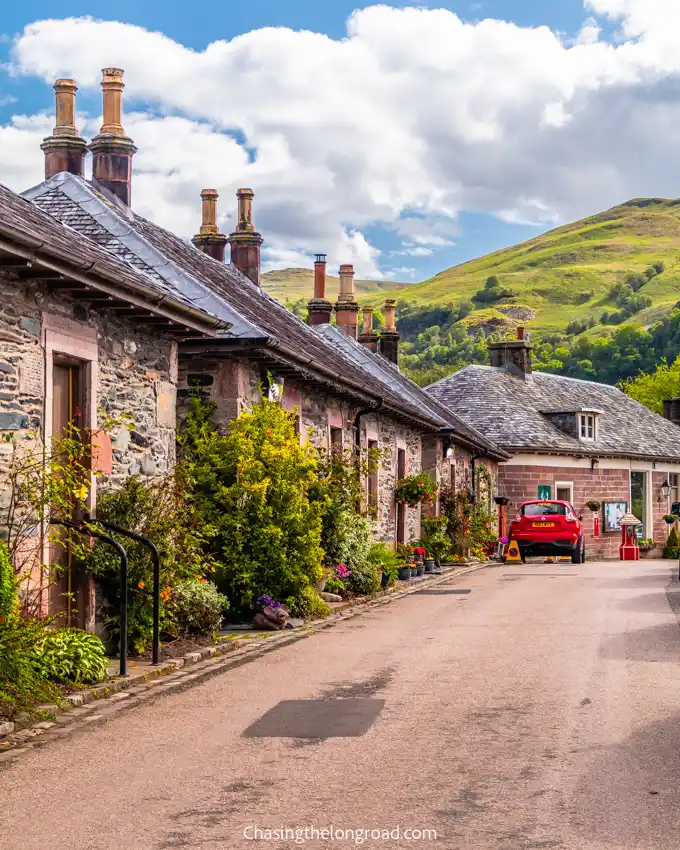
[169,580,229,635]
[335,564,352,579]
[394,472,438,507]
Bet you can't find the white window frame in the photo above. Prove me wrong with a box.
[579,413,596,441]
[555,481,574,506]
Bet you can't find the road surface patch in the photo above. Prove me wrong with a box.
[243,699,385,738]
[415,588,472,595]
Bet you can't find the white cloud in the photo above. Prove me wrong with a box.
[4,5,680,277]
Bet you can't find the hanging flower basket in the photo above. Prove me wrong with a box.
[394,472,438,508]
[586,500,601,512]
[664,514,677,525]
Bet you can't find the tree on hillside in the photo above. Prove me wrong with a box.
[621,357,680,415]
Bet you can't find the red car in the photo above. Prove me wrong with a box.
[508,500,585,563]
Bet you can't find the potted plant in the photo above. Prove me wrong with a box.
[586,500,602,512]
[412,546,426,564]
[424,556,436,573]
[416,561,425,577]
[664,514,677,525]
[421,516,451,567]
[394,472,438,508]
[398,564,412,581]
[639,538,657,558]
[494,496,510,506]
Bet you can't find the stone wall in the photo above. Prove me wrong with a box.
[0,275,177,487]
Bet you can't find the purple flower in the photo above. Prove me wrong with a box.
[500,537,509,544]
[256,594,281,609]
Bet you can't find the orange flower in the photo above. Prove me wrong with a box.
[200,579,207,584]
[138,580,145,589]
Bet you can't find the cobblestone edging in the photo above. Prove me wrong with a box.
[0,562,490,763]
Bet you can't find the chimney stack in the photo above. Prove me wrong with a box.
[307,254,333,325]
[41,79,88,179]
[378,299,400,366]
[663,398,680,427]
[358,306,379,352]
[487,326,533,378]
[89,68,137,205]
[335,264,359,339]
[192,189,228,262]
[228,188,263,285]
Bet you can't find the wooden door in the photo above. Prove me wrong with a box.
[49,362,87,627]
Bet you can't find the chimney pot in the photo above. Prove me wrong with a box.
[359,305,379,353]
[89,68,137,205]
[308,253,332,325]
[229,188,263,285]
[378,299,400,365]
[335,263,359,339]
[517,326,525,341]
[41,78,88,178]
[192,189,227,262]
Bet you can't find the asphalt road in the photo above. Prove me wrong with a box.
[2,559,680,850]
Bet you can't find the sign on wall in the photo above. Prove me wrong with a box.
[604,501,627,533]
[537,485,552,500]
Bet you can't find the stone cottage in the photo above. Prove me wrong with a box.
[0,181,221,628]
[427,329,680,559]
[18,67,506,563]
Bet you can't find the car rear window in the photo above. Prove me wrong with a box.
[522,503,568,516]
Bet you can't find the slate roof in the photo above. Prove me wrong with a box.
[427,365,680,462]
[0,182,221,332]
[317,325,507,458]
[21,172,502,441]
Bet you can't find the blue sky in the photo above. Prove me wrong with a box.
[0,1,676,282]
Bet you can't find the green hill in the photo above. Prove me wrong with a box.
[362,199,680,386]
[262,268,411,303]
[369,198,680,335]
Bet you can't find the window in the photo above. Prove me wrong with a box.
[522,503,568,516]
[671,473,679,509]
[330,427,343,452]
[556,482,573,504]
[579,414,596,441]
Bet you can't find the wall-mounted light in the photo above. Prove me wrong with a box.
[591,458,600,471]
[446,447,454,458]
[661,479,672,499]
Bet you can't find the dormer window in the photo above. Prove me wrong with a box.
[580,413,596,441]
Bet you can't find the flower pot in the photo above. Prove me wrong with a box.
[424,559,435,573]
[381,570,390,588]
[398,566,412,581]
[416,565,425,577]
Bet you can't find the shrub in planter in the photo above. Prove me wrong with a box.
[368,542,401,586]
[421,516,451,565]
[32,628,108,685]
[664,526,680,559]
[664,515,677,525]
[168,580,230,635]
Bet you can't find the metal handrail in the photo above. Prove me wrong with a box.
[85,519,161,665]
[50,519,129,676]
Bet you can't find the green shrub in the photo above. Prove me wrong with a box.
[421,516,452,564]
[288,585,330,619]
[0,619,62,716]
[169,580,229,635]
[324,576,345,595]
[664,526,680,559]
[367,542,401,583]
[182,394,325,616]
[32,628,108,685]
[0,541,18,623]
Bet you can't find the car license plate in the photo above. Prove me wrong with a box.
[532,522,555,527]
